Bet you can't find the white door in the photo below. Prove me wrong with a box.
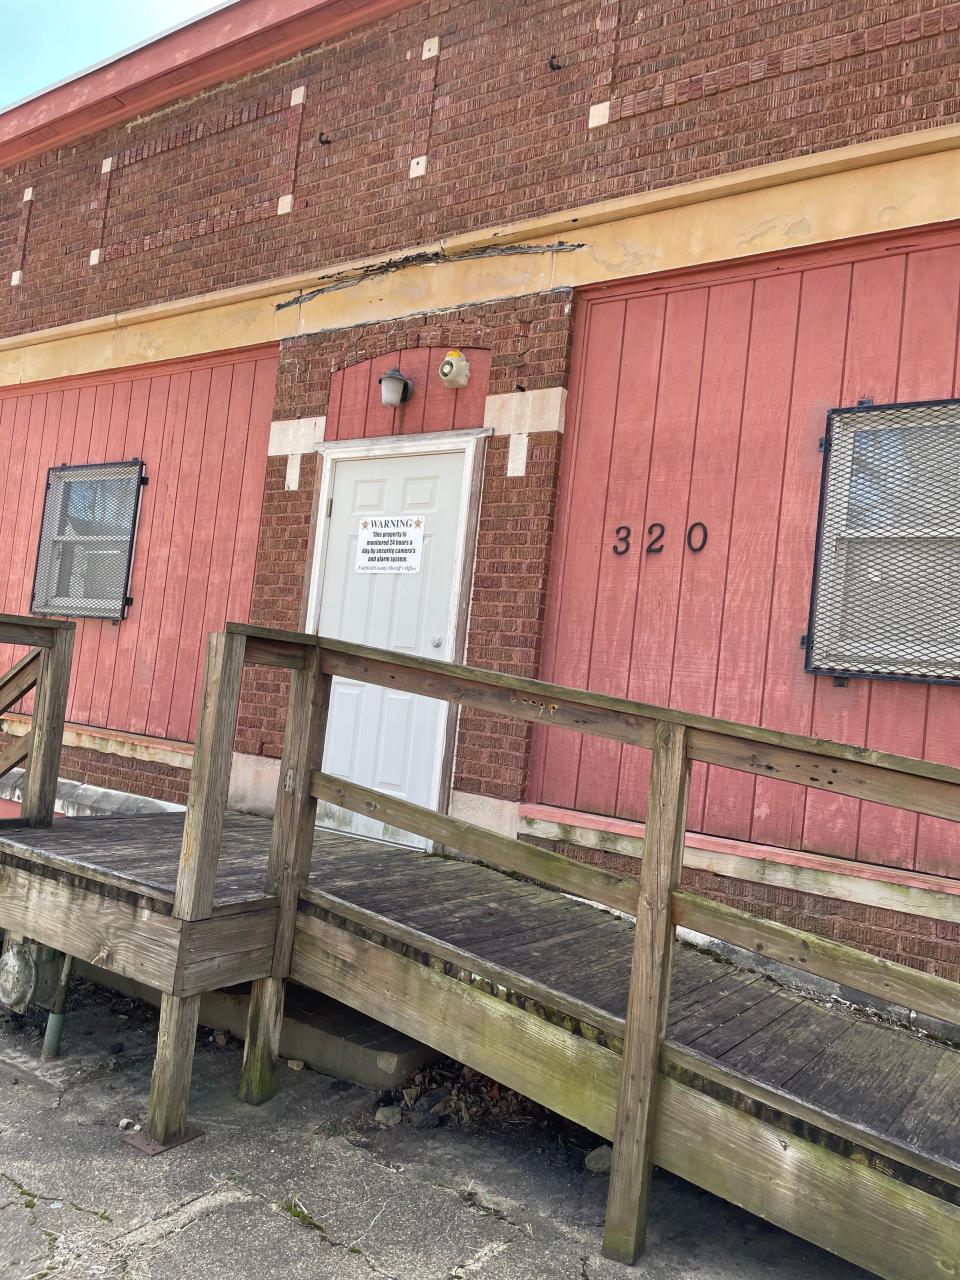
[312,448,469,843]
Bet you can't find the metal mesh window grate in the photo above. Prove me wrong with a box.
[31,460,145,622]
[807,400,960,683]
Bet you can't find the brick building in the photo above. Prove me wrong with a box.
[3,0,960,977]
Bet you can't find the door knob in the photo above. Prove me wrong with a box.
[431,636,443,648]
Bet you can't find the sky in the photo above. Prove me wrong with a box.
[0,0,224,111]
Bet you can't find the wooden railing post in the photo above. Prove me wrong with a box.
[240,644,330,1104]
[145,630,246,1147]
[603,720,689,1264]
[20,626,74,827]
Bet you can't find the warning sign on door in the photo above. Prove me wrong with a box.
[355,516,424,574]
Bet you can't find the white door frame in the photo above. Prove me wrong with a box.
[305,427,491,820]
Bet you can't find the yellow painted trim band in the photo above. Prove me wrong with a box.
[3,123,960,387]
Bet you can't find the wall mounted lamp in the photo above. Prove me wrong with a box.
[379,368,412,407]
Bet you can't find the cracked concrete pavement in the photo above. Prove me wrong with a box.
[0,985,874,1279]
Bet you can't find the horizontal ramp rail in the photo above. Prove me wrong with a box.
[310,770,639,914]
[302,627,960,820]
[311,771,960,1028]
[519,806,960,923]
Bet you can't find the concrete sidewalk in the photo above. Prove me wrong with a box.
[0,985,871,1280]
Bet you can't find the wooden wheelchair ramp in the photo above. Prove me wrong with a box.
[1,617,959,1278]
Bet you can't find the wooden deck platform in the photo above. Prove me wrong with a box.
[4,814,959,1192]
[2,617,960,1278]
[2,812,277,913]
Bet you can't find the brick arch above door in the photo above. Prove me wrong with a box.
[325,347,492,441]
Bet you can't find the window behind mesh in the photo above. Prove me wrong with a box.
[32,460,145,622]
[807,402,960,682]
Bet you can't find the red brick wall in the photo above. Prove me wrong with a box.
[57,747,190,806]
[234,293,572,790]
[6,1,960,337]
[234,452,317,760]
[273,293,574,419]
[237,439,565,799]
[454,432,563,801]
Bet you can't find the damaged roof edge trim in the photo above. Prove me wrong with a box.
[275,240,585,311]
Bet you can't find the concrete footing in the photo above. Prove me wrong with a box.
[74,962,438,1089]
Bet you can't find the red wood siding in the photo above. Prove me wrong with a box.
[0,346,277,742]
[532,227,960,877]
[324,347,491,440]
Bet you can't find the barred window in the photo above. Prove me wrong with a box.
[31,460,145,622]
[806,400,960,683]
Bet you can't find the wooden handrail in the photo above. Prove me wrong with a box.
[0,621,75,827]
[673,891,960,1025]
[227,628,960,1002]
[225,622,312,670]
[520,809,960,924]
[0,649,42,717]
[229,625,960,816]
[310,633,949,773]
[299,634,960,821]
[0,731,31,782]
[311,771,639,914]
[0,613,74,649]
[301,635,960,1015]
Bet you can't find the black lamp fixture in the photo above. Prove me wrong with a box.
[379,367,413,407]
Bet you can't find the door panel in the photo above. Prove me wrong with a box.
[314,448,468,843]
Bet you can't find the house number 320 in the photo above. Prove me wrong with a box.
[611,523,708,556]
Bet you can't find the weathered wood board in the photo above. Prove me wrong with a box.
[653,1076,960,1280]
[291,910,622,1138]
[0,858,181,990]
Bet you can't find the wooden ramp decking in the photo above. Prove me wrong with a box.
[2,617,960,1279]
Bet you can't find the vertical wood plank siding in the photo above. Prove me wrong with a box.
[0,347,277,742]
[533,231,960,877]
